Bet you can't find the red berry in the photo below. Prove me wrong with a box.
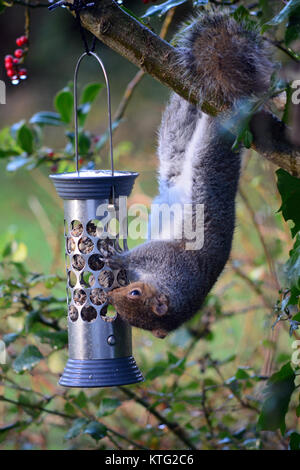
[16,36,28,47]
[5,54,13,61]
[47,151,54,158]
[5,58,13,68]
[7,69,15,78]
[51,164,58,173]
[79,158,84,165]
[13,58,19,65]
[14,49,23,59]
[19,68,27,78]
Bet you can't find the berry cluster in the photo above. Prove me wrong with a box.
[4,35,28,85]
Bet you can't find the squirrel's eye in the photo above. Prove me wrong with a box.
[129,289,142,297]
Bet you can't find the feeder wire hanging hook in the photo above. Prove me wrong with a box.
[74,51,115,178]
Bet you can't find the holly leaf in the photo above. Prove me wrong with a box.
[285,6,300,45]
[235,368,251,380]
[34,330,68,349]
[80,82,103,105]
[13,345,43,373]
[257,362,295,435]
[17,124,34,154]
[97,398,121,418]
[146,362,169,380]
[3,332,20,346]
[64,418,88,440]
[290,432,300,450]
[264,0,300,29]
[78,83,103,127]
[6,155,31,172]
[83,421,107,441]
[54,89,73,124]
[276,169,300,237]
[30,111,64,127]
[284,233,300,292]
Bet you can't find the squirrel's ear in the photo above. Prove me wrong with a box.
[152,294,168,316]
[152,328,168,339]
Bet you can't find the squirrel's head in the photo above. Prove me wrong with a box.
[107,282,170,339]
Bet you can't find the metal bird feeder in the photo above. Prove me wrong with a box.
[50,52,144,388]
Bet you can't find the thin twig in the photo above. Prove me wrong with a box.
[71,398,148,450]
[0,394,147,449]
[201,381,214,437]
[230,261,273,310]
[263,37,300,64]
[238,187,279,289]
[210,359,260,414]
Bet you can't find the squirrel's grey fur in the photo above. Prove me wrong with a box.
[107,10,273,338]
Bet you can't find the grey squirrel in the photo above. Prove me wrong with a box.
[107,10,273,338]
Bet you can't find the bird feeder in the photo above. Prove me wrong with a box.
[50,52,144,388]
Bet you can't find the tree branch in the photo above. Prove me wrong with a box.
[67,0,300,177]
[119,386,197,450]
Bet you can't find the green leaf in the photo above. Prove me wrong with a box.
[277,169,300,237]
[11,120,26,140]
[80,83,103,105]
[285,6,300,45]
[293,312,300,322]
[235,368,251,380]
[0,0,6,13]
[78,83,103,127]
[146,363,168,380]
[143,0,187,18]
[290,432,300,450]
[193,0,208,5]
[284,233,300,292]
[72,391,87,409]
[83,421,107,441]
[54,89,73,124]
[243,129,253,149]
[3,332,20,346]
[79,132,91,155]
[30,111,64,127]
[34,330,68,349]
[265,0,300,28]
[233,5,250,21]
[6,156,30,172]
[17,125,34,154]
[97,398,121,418]
[64,418,88,440]
[257,362,296,435]
[167,351,179,365]
[13,345,43,373]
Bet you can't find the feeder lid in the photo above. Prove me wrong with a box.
[50,170,139,200]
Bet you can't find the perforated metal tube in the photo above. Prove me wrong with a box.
[50,171,143,388]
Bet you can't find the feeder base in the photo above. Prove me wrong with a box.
[58,356,144,388]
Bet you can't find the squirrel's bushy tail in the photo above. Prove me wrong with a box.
[176,11,273,106]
